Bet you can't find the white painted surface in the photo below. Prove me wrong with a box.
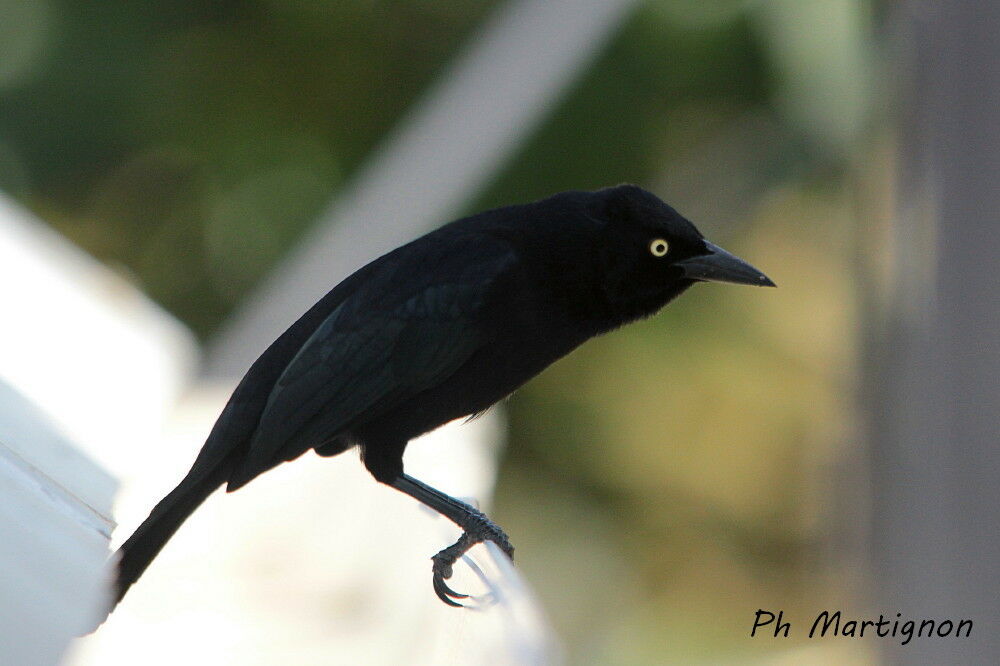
[0,194,199,481]
[0,379,116,666]
[0,193,187,663]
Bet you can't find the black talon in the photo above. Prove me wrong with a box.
[431,555,467,601]
[433,573,467,607]
[430,532,477,604]
[435,573,468,601]
[390,474,515,607]
[425,523,514,606]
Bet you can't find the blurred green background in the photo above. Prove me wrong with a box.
[1,1,884,663]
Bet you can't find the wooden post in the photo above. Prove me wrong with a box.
[871,2,1000,662]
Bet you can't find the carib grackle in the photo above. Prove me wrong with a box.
[112,184,773,610]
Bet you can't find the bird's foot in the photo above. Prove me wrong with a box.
[430,512,514,607]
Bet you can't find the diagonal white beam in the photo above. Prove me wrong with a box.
[207,0,639,377]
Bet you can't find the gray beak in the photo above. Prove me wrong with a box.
[676,241,775,287]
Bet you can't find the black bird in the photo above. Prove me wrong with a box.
[113,184,773,610]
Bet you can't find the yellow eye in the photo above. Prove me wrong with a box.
[649,238,669,257]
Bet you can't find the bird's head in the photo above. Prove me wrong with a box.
[591,184,774,319]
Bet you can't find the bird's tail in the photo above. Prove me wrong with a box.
[112,461,230,607]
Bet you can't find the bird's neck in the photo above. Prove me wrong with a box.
[596,281,694,332]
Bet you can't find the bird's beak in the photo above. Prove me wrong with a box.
[675,241,775,287]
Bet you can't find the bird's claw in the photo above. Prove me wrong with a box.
[432,562,469,607]
[429,519,514,608]
[431,532,475,607]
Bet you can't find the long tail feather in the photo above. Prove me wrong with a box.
[113,462,230,606]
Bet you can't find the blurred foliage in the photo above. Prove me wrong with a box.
[1,0,498,332]
[1,0,877,663]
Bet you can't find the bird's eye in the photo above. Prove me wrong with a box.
[649,238,669,257]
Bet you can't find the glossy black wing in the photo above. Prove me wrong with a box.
[227,235,517,488]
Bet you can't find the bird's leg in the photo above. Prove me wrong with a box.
[390,474,514,606]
